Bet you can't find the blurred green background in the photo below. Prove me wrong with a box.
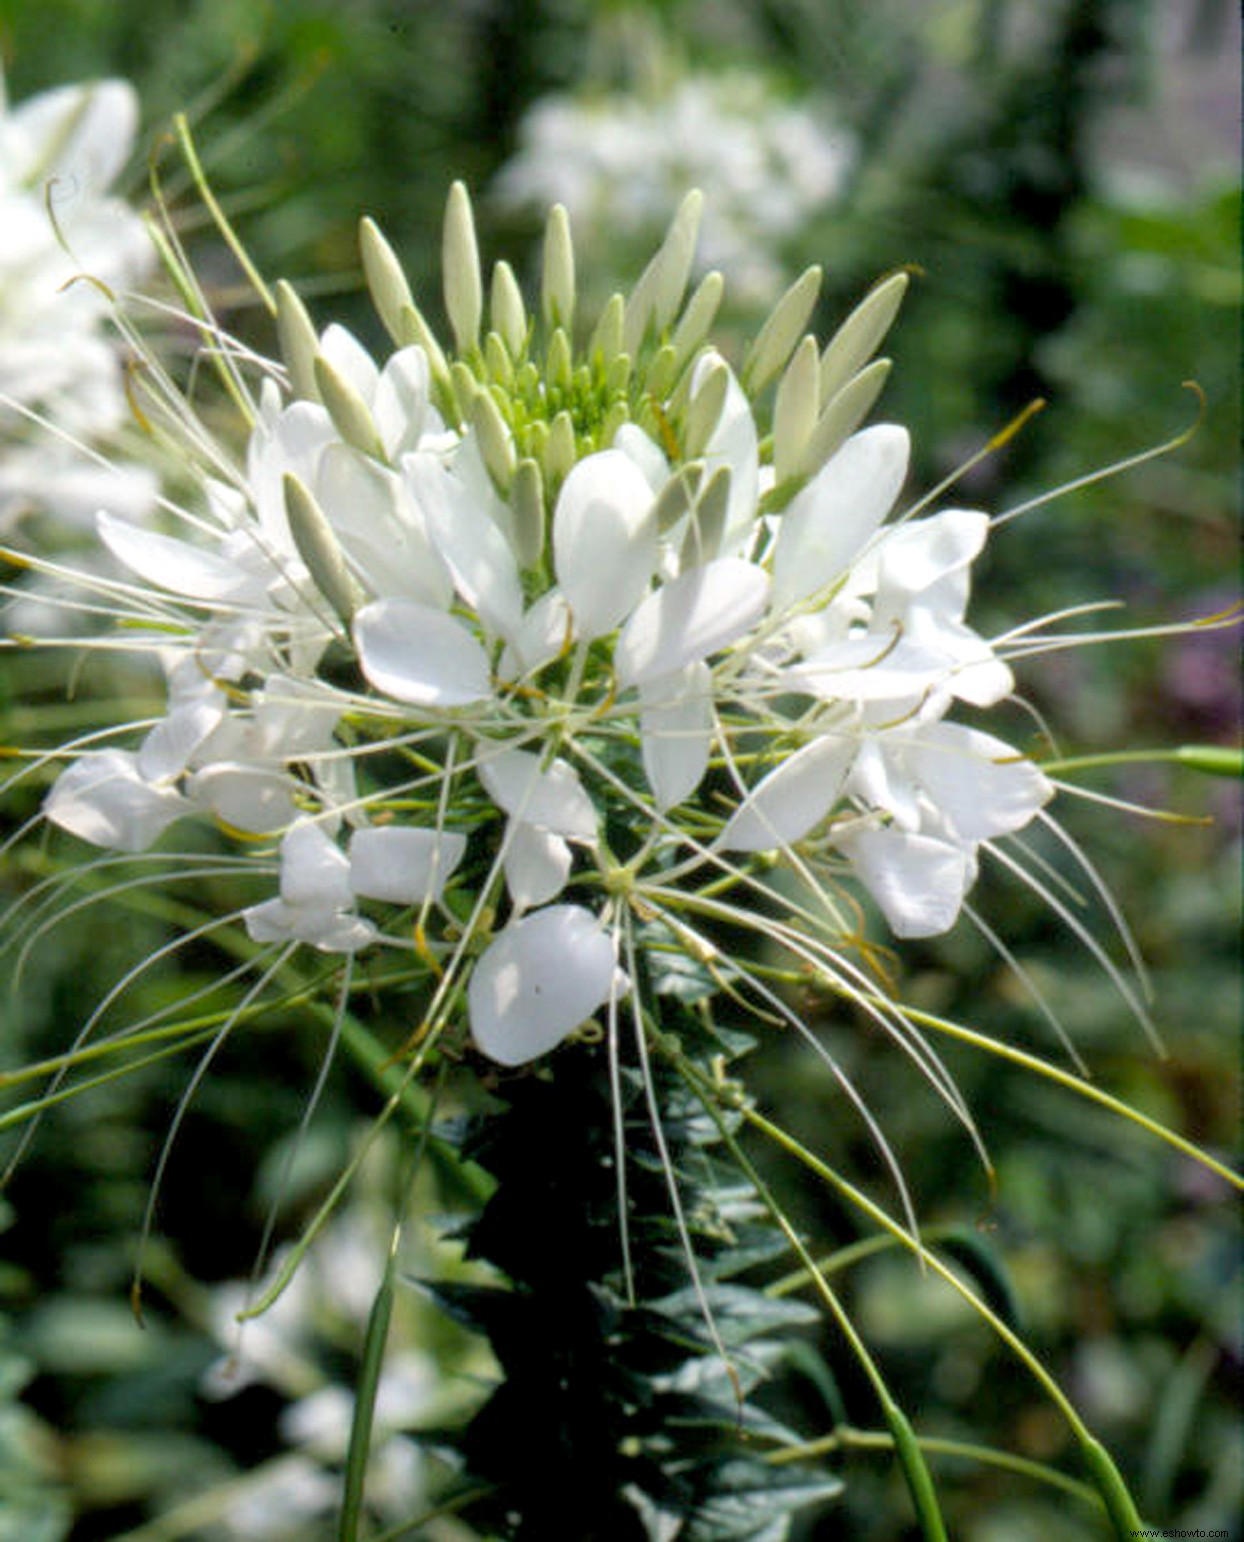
[0,1,1238,1538]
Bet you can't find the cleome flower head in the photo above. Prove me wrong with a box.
[28,184,1068,1073]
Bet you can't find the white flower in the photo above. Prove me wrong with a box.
[30,182,1078,1070]
[0,71,154,530]
[243,819,468,952]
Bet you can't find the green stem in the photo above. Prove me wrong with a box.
[174,113,275,314]
[773,1426,1099,1507]
[737,1098,1145,1537]
[1042,745,1242,778]
[668,1044,950,1542]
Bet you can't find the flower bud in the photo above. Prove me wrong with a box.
[800,358,891,475]
[284,472,362,625]
[491,260,527,359]
[819,271,908,405]
[360,217,415,346]
[623,189,702,355]
[472,390,517,493]
[313,355,385,460]
[443,180,482,354]
[590,292,625,364]
[773,335,820,484]
[683,358,729,459]
[544,410,577,485]
[274,280,320,402]
[669,270,724,378]
[541,203,576,333]
[546,327,573,394]
[510,457,545,570]
[742,265,822,396]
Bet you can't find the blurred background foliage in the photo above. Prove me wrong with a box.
[0,0,1238,1537]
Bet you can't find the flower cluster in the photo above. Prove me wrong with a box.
[0,71,155,530]
[35,186,1056,1070]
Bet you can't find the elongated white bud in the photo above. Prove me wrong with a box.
[545,328,573,393]
[484,330,515,390]
[472,390,516,492]
[284,473,362,625]
[679,464,731,567]
[360,217,414,342]
[510,457,545,570]
[773,335,820,484]
[800,358,892,475]
[653,462,705,534]
[448,360,479,424]
[742,265,822,396]
[544,410,577,484]
[590,292,625,363]
[541,203,576,333]
[623,189,703,355]
[668,270,724,377]
[443,180,482,354]
[683,358,729,459]
[274,280,320,402]
[314,356,384,460]
[819,271,908,404]
[491,260,527,359]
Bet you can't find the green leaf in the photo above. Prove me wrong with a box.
[682,1457,844,1541]
[938,1229,1023,1332]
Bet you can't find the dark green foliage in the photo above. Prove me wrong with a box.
[421,1027,842,1540]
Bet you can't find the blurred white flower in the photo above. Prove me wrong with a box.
[0,70,155,530]
[203,1214,437,1536]
[493,70,854,303]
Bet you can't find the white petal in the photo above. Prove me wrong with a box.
[614,557,770,688]
[476,747,596,839]
[244,896,376,953]
[907,722,1053,841]
[280,821,353,910]
[848,738,921,831]
[720,734,855,851]
[406,451,523,639]
[639,662,713,810]
[612,423,669,491]
[468,905,622,1066]
[786,634,949,703]
[502,822,572,911]
[374,346,431,458]
[319,323,380,402]
[97,512,260,603]
[552,449,657,638]
[353,597,491,708]
[138,699,226,782]
[316,445,451,608]
[770,424,910,612]
[348,825,467,904]
[252,676,344,758]
[9,79,137,190]
[44,750,186,852]
[875,509,989,601]
[189,763,297,834]
[702,361,760,552]
[840,826,973,938]
[497,589,572,680]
